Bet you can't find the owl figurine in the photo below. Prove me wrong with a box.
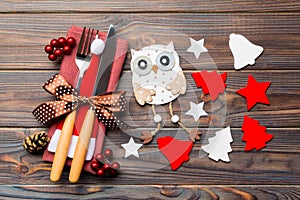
[131,42,186,105]
[131,42,201,144]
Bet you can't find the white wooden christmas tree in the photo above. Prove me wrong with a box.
[201,126,233,162]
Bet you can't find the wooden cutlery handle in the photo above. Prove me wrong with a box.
[69,108,95,183]
[50,110,76,182]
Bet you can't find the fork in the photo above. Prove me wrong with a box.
[50,27,97,182]
[75,27,99,89]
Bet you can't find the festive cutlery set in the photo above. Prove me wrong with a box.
[28,24,273,183]
[32,25,128,182]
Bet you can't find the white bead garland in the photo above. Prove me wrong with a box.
[153,114,162,123]
[171,115,180,123]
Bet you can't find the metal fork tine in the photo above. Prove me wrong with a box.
[83,28,91,57]
[87,28,95,55]
[77,27,86,56]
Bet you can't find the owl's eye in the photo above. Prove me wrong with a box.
[138,60,148,69]
[156,51,175,71]
[132,56,152,75]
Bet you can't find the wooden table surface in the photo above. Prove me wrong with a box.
[0,1,300,199]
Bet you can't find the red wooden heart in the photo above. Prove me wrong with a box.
[157,136,193,170]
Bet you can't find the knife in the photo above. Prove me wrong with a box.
[69,25,117,183]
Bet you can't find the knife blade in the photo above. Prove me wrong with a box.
[69,25,117,183]
[93,24,116,95]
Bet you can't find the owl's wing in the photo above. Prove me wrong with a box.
[133,83,156,105]
[166,71,186,95]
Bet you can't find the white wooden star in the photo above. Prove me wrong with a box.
[121,137,143,158]
[187,37,208,59]
[185,101,208,121]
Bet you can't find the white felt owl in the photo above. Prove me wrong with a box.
[131,42,186,106]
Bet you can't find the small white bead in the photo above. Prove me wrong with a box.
[171,115,180,123]
[153,114,162,123]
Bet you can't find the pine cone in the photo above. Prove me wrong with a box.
[23,131,50,154]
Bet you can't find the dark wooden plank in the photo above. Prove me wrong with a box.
[0,127,299,185]
[1,0,300,13]
[0,70,299,128]
[0,185,299,199]
[1,126,299,155]
[0,1,298,198]
[110,128,300,153]
[0,13,299,70]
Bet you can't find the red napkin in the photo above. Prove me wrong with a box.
[42,26,128,173]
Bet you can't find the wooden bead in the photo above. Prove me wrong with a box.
[171,115,180,123]
[153,114,162,123]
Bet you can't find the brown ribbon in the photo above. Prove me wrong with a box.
[32,74,126,129]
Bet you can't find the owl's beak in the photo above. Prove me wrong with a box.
[152,65,158,74]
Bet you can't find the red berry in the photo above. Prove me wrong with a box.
[110,169,118,177]
[66,37,76,48]
[103,163,110,171]
[90,161,100,172]
[44,45,54,54]
[63,45,72,55]
[48,54,57,61]
[96,168,105,176]
[95,153,104,162]
[111,162,120,170]
[54,48,63,57]
[104,149,113,159]
[50,39,59,47]
[57,37,67,47]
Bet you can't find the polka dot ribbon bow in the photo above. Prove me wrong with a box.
[32,74,127,130]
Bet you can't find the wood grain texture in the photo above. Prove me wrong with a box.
[0,127,299,185]
[0,70,299,128]
[0,13,299,70]
[1,0,300,13]
[0,185,299,199]
[0,0,299,197]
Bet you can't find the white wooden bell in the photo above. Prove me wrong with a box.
[229,33,264,70]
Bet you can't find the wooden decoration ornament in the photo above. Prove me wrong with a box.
[157,136,193,170]
[185,101,208,122]
[229,33,264,70]
[201,126,233,162]
[130,42,200,143]
[242,116,273,151]
[131,42,186,106]
[121,137,143,158]
[191,70,227,101]
[236,74,271,111]
[186,37,208,59]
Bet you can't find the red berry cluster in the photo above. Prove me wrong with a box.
[44,37,76,61]
[90,149,120,177]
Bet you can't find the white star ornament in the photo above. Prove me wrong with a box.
[185,101,208,122]
[121,137,143,158]
[187,37,208,59]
